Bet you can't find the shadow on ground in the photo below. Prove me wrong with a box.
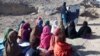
[72,45,85,56]
[79,50,100,56]
[90,35,100,39]
[77,23,100,26]
[72,45,100,56]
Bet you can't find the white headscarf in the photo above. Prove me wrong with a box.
[51,20,58,34]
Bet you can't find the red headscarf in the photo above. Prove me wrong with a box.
[53,28,72,56]
[49,28,61,51]
[39,26,52,49]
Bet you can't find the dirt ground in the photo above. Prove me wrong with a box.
[0,0,100,56]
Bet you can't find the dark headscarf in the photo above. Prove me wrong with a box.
[35,17,43,26]
[78,21,92,38]
[35,17,43,32]
[38,20,43,28]
[23,23,30,30]
[67,21,77,39]
[63,2,66,6]
[45,20,50,26]
[61,2,67,14]
[83,21,88,27]
[16,20,25,32]
[69,21,75,28]
[45,20,51,30]
[21,23,32,42]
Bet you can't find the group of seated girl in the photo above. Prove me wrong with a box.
[2,16,92,56]
[65,21,92,39]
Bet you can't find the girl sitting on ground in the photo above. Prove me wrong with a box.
[44,20,51,30]
[3,28,13,46]
[18,22,32,43]
[54,28,72,56]
[78,21,92,38]
[35,17,43,38]
[3,31,22,56]
[39,26,52,50]
[66,21,78,39]
[25,36,40,56]
[16,20,25,32]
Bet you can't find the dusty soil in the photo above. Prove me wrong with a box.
[0,0,100,56]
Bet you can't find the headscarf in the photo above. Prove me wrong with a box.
[69,21,75,28]
[30,18,43,41]
[45,20,51,30]
[45,20,50,26]
[35,17,43,31]
[42,26,51,35]
[54,28,72,56]
[54,42,72,56]
[54,28,66,43]
[4,31,22,56]
[63,2,66,7]
[78,21,92,38]
[3,28,13,46]
[61,2,67,14]
[54,28,61,36]
[39,26,52,49]
[16,20,25,32]
[35,17,43,26]
[21,22,32,42]
[49,27,65,52]
[23,22,30,30]
[68,21,77,38]
[38,20,43,28]
[83,21,88,27]
[51,20,58,34]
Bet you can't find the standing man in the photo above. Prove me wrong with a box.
[61,2,68,27]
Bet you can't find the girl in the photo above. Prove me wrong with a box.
[3,31,22,56]
[54,28,72,56]
[78,21,92,38]
[39,26,52,50]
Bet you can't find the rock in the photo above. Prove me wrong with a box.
[0,1,37,15]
